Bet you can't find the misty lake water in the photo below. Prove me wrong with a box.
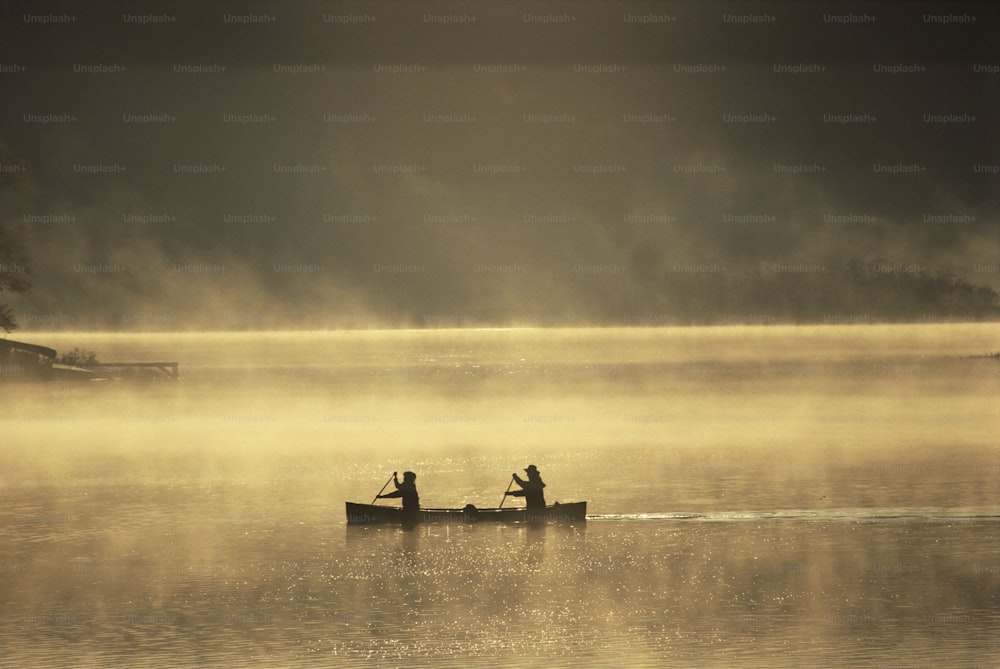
[2,325,999,668]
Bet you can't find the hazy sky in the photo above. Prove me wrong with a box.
[1,0,997,329]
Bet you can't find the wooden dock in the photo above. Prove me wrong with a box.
[86,362,179,381]
[2,339,179,382]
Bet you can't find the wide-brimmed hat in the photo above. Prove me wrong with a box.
[524,465,539,473]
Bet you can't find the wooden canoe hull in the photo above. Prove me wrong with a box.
[346,501,587,525]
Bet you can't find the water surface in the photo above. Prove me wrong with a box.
[2,325,999,667]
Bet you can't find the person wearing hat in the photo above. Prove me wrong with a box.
[505,465,546,513]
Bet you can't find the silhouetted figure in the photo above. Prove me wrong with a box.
[378,471,420,524]
[506,464,546,513]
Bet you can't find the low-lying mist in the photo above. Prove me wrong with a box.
[4,325,998,513]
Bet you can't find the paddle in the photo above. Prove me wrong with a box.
[498,475,514,509]
[371,472,395,504]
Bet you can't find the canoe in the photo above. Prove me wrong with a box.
[346,501,587,525]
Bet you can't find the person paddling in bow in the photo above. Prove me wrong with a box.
[377,471,420,523]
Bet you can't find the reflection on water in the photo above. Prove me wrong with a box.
[2,325,1000,667]
[3,484,999,668]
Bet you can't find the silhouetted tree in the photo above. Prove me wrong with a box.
[654,256,999,325]
[56,347,99,367]
[0,142,30,332]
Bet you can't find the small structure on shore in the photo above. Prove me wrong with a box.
[0,338,178,381]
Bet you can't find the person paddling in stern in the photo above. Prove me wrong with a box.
[505,464,546,514]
